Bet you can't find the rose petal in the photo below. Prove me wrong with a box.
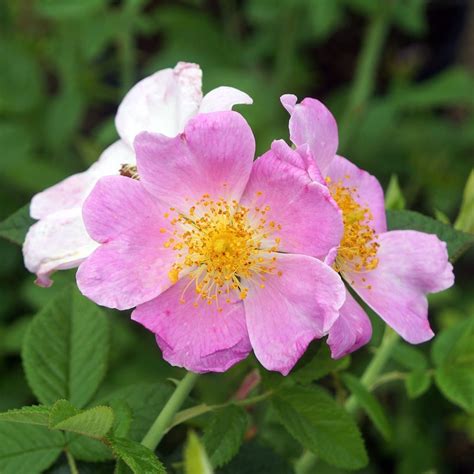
[347,230,454,344]
[281,95,338,174]
[23,208,99,287]
[199,86,253,113]
[132,280,251,373]
[135,111,255,210]
[115,62,203,146]
[243,253,345,375]
[240,145,343,259]
[327,289,372,359]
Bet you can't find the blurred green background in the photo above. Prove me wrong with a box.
[1,0,473,472]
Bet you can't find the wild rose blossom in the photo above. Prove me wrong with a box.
[76,111,346,374]
[23,62,252,287]
[281,94,455,358]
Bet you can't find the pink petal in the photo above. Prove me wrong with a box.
[199,86,253,113]
[115,62,203,146]
[326,155,387,233]
[281,95,338,174]
[30,140,134,220]
[23,208,99,287]
[240,145,343,259]
[135,111,255,210]
[243,254,345,375]
[132,279,251,373]
[77,176,176,310]
[347,231,454,344]
[327,289,372,359]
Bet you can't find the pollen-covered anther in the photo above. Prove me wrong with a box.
[328,179,379,278]
[163,194,282,307]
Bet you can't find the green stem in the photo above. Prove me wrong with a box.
[65,449,79,474]
[141,372,199,450]
[345,327,399,413]
[339,2,392,150]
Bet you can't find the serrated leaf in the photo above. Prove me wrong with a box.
[0,204,34,245]
[385,175,406,210]
[22,286,110,408]
[432,318,474,412]
[386,209,474,262]
[291,343,350,384]
[0,422,64,474]
[272,385,368,469]
[102,383,174,441]
[391,343,428,371]
[0,405,50,426]
[49,400,114,439]
[202,405,247,468]
[455,169,474,233]
[107,436,166,474]
[341,374,392,440]
[69,434,113,463]
[185,430,213,474]
[405,370,431,399]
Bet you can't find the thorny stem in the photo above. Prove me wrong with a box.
[141,371,199,451]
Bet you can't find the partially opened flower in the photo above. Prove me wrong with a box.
[281,94,455,358]
[77,111,345,374]
[23,62,252,287]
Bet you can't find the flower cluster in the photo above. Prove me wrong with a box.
[23,63,454,374]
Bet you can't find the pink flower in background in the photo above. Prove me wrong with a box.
[281,94,455,358]
[23,62,252,287]
[77,111,345,374]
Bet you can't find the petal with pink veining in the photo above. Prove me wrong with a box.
[347,230,454,344]
[135,111,255,210]
[199,86,253,113]
[115,62,203,146]
[30,140,134,220]
[326,155,387,233]
[132,280,251,373]
[327,289,372,359]
[281,95,338,174]
[240,147,343,259]
[23,208,99,287]
[77,176,176,310]
[243,253,345,375]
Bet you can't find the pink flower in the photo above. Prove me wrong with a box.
[76,111,345,374]
[281,94,455,358]
[23,62,252,287]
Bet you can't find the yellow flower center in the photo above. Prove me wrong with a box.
[162,193,282,310]
[326,177,379,279]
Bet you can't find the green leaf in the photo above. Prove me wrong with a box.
[0,405,50,426]
[0,204,34,245]
[391,343,428,371]
[202,405,247,468]
[107,436,166,474]
[0,422,64,474]
[272,385,368,469]
[103,383,174,441]
[405,370,431,399]
[22,286,110,408]
[385,175,406,210]
[184,430,213,474]
[341,374,392,440]
[455,169,474,233]
[386,209,474,262]
[49,400,114,439]
[291,343,350,384]
[432,318,474,412]
[35,0,105,19]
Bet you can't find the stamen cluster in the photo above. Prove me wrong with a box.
[162,193,282,309]
[327,177,379,280]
